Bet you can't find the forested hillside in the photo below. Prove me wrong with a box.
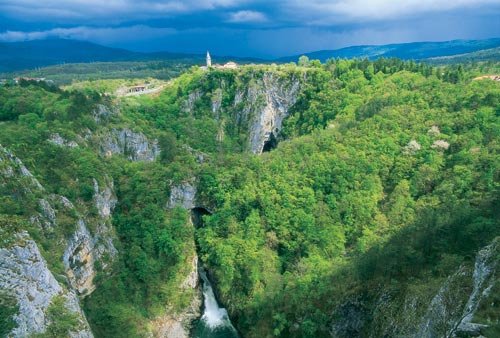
[280,38,500,62]
[0,58,498,338]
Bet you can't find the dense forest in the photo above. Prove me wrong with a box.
[0,57,498,338]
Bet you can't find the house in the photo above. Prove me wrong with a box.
[14,77,46,83]
[221,62,238,69]
[473,75,500,82]
[128,85,147,93]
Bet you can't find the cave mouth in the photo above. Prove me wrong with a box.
[191,207,212,228]
[262,132,278,153]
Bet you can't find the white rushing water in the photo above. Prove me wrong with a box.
[199,268,232,328]
[192,267,239,338]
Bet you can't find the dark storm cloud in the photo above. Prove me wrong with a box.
[0,0,499,57]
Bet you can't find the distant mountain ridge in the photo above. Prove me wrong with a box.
[0,39,143,72]
[1,38,499,73]
[0,39,258,73]
[279,38,500,62]
[425,47,500,64]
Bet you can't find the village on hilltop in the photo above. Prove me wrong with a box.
[201,51,238,70]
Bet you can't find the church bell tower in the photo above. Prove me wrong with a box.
[206,51,212,67]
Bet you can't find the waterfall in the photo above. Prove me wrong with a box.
[186,205,238,337]
[192,267,238,338]
[199,268,231,328]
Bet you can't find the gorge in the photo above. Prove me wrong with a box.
[0,59,498,338]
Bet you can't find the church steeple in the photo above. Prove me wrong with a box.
[206,51,212,67]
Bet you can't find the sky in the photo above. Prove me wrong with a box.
[0,0,499,58]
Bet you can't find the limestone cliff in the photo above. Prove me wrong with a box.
[329,238,499,338]
[182,68,304,154]
[63,178,117,296]
[0,145,117,336]
[0,231,93,337]
[246,72,302,153]
[149,254,202,338]
[416,238,499,338]
[148,181,203,338]
[167,182,196,210]
[98,128,160,161]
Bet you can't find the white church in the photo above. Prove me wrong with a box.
[202,51,238,70]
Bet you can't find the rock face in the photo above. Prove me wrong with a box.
[415,239,498,338]
[149,182,202,338]
[0,145,43,191]
[453,238,498,336]
[0,232,93,337]
[182,70,303,154]
[48,133,79,148]
[1,145,118,336]
[63,219,115,296]
[99,128,160,161]
[93,178,117,219]
[183,90,202,114]
[247,72,302,153]
[151,255,202,338]
[167,182,197,210]
[328,238,499,338]
[38,198,56,229]
[92,104,116,123]
[63,179,117,296]
[416,266,472,338]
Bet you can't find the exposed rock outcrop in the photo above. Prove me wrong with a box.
[64,220,99,296]
[92,104,116,123]
[63,179,117,296]
[454,238,498,337]
[415,239,498,338]
[93,178,116,219]
[182,70,303,154]
[183,90,202,114]
[49,133,79,148]
[149,182,203,337]
[328,238,499,338]
[211,89,223,118]
[38,198,56,228]
[416,266,472,337]
[150,255,202,338]
[99,128,160,161]
[167,182,197,210]
[0,232,93,337]
[1,145,118,336]
[248,72,302,153]
[0,145,43,191]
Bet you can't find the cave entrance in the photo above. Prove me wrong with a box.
[191,207,212,228]
[262,132,278,153]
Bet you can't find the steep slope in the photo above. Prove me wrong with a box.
[177,67,308,154]
[0,145,112,337]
